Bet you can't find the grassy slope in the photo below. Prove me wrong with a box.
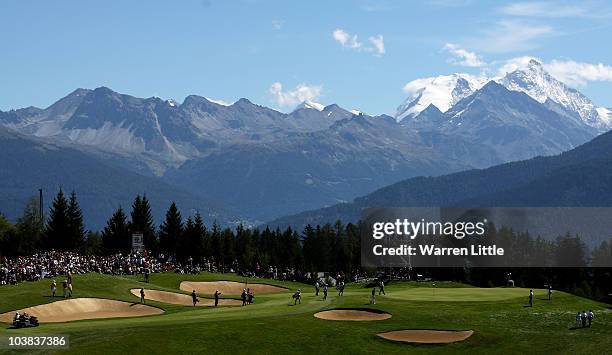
[0,273,610,354]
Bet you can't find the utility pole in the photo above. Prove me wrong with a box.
[39,188,43,227]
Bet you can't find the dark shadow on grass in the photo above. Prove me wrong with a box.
[568,326,590,330]
[522,305,532,308]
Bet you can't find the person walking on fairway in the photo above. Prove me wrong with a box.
[50,280,57,297]
[588,310,594,327]
[67,282,73,297]
[140,288,145,304]
[214,290,221,307]
[529,289,534,307]
[315,281,320,296]
[62,280,68,298]
[379,280,386,295]
[581,311,587,327]
[338,282,345,296]
[293,289,301,305]
[241,289,248,306]
[191,290,199,306]
[548,285,552,300]
[370,288,376,304]
[576,312,582,327]
[323,284,328,300]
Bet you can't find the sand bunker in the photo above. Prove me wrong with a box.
[180,281,287,295]
[130,289,242,306]
[0,298,163,323]
[314,309,392,321]
[377,330,474,344]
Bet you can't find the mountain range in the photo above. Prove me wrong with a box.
[268,126,612,247]
[1,60,610,228]
[0,126,240,230]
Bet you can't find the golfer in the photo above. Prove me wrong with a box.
[315,281,320,296]
[293,289,301,305]
[370,288,376,304]
[68,282,73,297]
[62,280,68,298]
[323,284,328,300]
[529,289,534,307]
[241,289,248,306]
[379,280,386,295]
[581,311,587,327]
[140,288,145,303]
[191,290,199,306]
[576,312,582,327]
[214,290,221,307]
[588,310,594,327]
[50,280,57,297]
[337,282,344,296]
[548,285,552,300]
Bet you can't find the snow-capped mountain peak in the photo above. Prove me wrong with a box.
[395,73,487,121]
[497,59,608,130]
[294,100,325,112]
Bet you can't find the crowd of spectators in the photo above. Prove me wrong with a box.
[1,251,350,286]
[0,251,180,285]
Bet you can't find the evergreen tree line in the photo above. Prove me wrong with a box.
[0,190,86,254]
[0,190,610,300]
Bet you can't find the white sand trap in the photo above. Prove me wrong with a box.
[180,281,287,295]
[314,309,392,321]
[0,298,163,323]
[130,289,242,306]
[377,330,474,344]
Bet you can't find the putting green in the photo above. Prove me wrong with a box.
[385,287,545,302]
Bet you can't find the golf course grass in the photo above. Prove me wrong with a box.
[0,273,610,354]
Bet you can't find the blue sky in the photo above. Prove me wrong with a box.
[1,0,611,114]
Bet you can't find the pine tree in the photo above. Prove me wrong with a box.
[182,212,206,262]
[236,224,255,271]
[129,195,157,252]
[15,197,44,254]
[221,227,235,268]
[102,207,130,254]
[44,189,70,249]
[159,202,183,255]
[211,221,221,263]
[67,191,85,249]
[0,214,17,257]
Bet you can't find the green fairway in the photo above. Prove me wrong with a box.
[385,286,545,302]
[0,273,610,354]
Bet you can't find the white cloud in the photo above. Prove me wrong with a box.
[360,1,391,12]
[269,82,322,107]
[500,2,588,18]
[368,35,385,55]
[496,56,540,76]
[272,20,284,30]
[545,60,612,86]
[473,20,554,53]
[333,28,362,49]
[442,43,485,67]
[428,0,473,7]
[333,29,386,56]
